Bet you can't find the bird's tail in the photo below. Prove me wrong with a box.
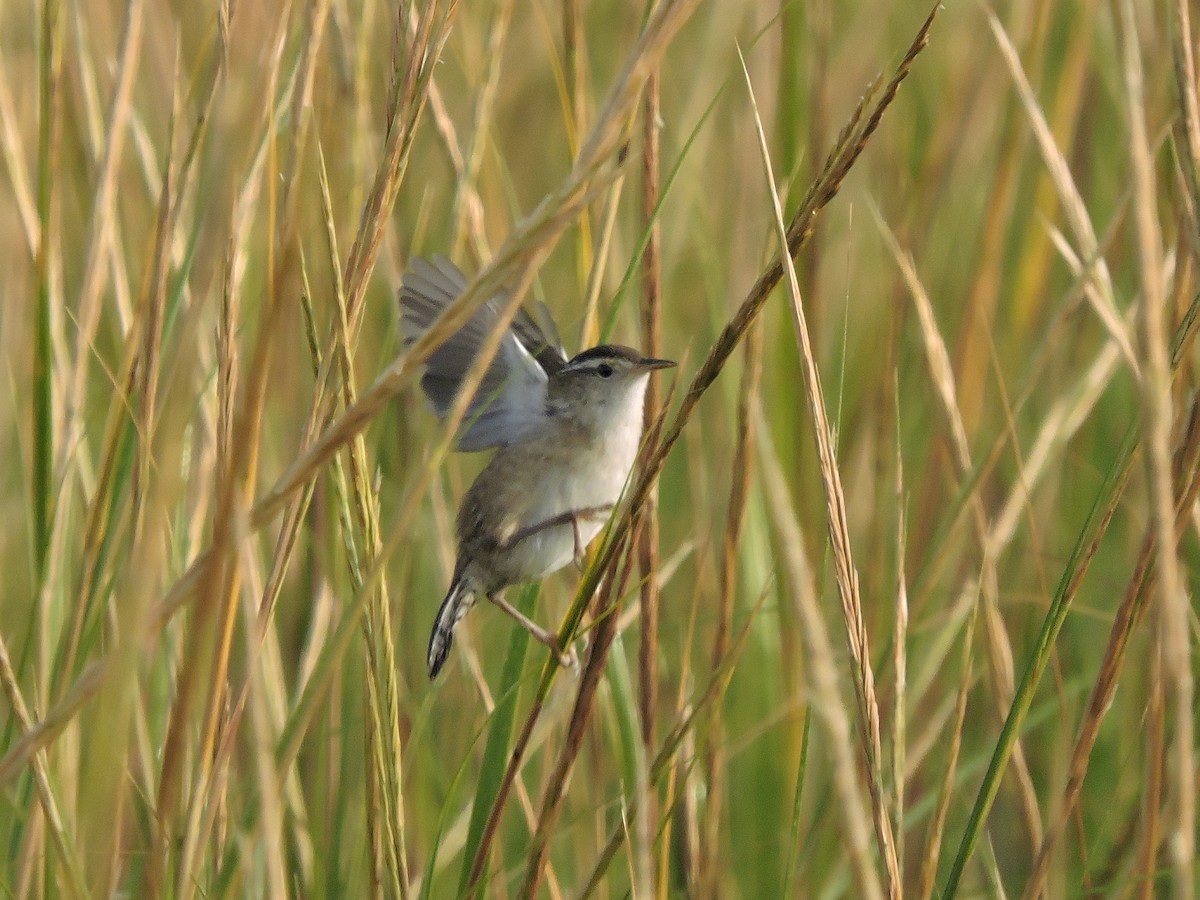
[428,576,476,678]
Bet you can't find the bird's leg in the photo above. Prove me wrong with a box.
[504,504,615,557]
[489,504,614,669]
[571,517,586,571]
[573,504,614,568]
[487,592,577,669]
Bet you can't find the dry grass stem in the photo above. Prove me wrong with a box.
[638,67,664,755]
[1023,388,1200,895]
[634,60,665,900]
[987,9,1138,376]
[1174,0,1200,212]
[891,380,908,882]
[576,581,771,900]
[741,48,900,895]
[5,0,1188,894]
[918,593,979,900]
[756,414,885,900]
[876,213,1044,854]
[1121,0,1195,893]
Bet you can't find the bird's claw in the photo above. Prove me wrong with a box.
[557,643,578,670]
[558,632,589,672]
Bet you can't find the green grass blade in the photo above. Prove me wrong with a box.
[940,423,1138,896]
[782,704,812,896]
[456,583,539,897]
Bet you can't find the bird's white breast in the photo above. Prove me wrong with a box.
[510,375,648,579]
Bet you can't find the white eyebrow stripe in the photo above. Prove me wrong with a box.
[562,359,612,375]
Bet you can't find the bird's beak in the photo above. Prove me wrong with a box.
[637,356,676,372]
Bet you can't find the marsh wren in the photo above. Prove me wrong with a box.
[399,256,675,678]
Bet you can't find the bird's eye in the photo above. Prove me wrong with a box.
[597,363,614,378]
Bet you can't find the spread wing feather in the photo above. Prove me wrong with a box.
[399,256,567,451]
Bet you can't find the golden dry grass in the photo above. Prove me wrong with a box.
[0,0,1197,897]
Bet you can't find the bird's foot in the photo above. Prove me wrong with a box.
[488,591,576,670]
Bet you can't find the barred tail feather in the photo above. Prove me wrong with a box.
[428,577,475,678]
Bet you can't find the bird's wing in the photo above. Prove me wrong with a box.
[399,255,567,451]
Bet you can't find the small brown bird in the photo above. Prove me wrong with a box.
[399,257,674,678]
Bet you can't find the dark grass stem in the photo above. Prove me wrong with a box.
[701,317,763,899]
